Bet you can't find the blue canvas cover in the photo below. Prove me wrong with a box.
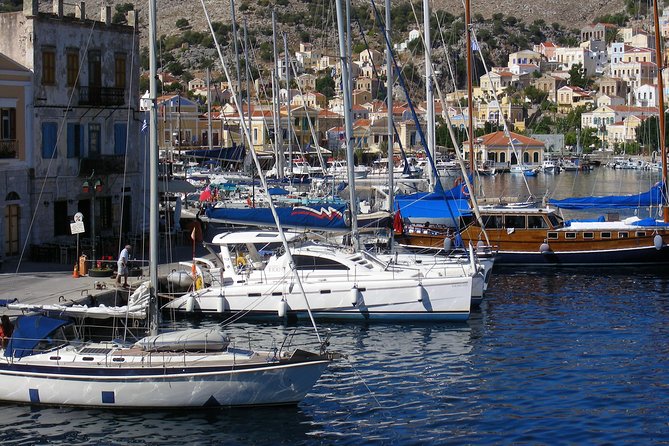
[395,192,471,225]
[182,145,245,162]
[5,315,70,358]
[549,183,665,210]
[206,203,349,230]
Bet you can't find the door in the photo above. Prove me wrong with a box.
[4,204,19,256]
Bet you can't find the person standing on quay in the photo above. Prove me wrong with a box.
[116,244,131,288]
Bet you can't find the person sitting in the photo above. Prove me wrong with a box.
[0,315,14,349]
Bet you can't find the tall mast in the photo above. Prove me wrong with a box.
[230,0,241,110]
[424,0,435,187]
[654,0,668,222]
[465,0,474,174]
[148,0,159,335]
[284,33,293,175]
[271,11,283,179]
[244,18,252,155]
[206,67,213,151]
[386,0,394,250]
[335,0,359,249]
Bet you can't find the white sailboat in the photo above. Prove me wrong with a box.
[164,230,472,321]
[0,0,331,409]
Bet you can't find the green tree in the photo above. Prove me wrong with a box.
[636,116,669,151]
[176,18,190,29]
[315,73,336,99]
[567,63,589,88]
[112,3,134,24]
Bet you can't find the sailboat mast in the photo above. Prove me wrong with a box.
[465,0,474,174]
[148,0,160,335]
[272,11,284,179]
[284,33,293,174]
[386,0,394,250]
[424,0,435,187]
[335,0,359,249]
[206,67,213,151]
[653,0,668,223]
[230,0,241,110]
[244,18,252,153]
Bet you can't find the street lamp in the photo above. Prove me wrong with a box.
[82,176,103,265]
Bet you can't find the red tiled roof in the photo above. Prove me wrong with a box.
[465,131,546,148]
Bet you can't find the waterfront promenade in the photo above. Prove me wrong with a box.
[0,244,203,316]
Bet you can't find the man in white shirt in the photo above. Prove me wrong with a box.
[116,244,131,287]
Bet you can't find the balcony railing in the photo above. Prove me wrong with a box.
[80,155,126,176]
[0,140,17,159]
[78,86,125,106]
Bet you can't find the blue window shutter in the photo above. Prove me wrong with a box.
[79,124,85,156]
[41,122,57,158]
[114,123,127,155]
[67,123,74,158]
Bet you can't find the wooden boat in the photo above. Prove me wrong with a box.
[396,203,669,265]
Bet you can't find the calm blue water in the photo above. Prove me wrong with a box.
[1,266,669,445]
[2,169,669,445]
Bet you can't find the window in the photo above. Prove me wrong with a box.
[88,123,100,157]
[565,232,577,239]
[618,232,629,238]
[292,254,349,270]
[114,123,127,155]
[527,216,547,229]
[505,215,526,229]
[67,123,83,158]
[0,108,16,140]
[583,232,594,239]
[114,54,126,89]
[99,197,113,228]
[41,122,58,158]
[547,232,558,240]
[66,50,79,87]
[601,232,611,239]
[635,231,646,237]
[88,50,101,87]
[42,48,56,85]
[483,215,503,229]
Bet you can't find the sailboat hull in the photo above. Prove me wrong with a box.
[0,358,329,408]
[166,276,472,321]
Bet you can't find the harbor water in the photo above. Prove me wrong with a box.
[1,168,668,444]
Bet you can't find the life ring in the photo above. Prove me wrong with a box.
[461,184,470,197]
[453,177,463,187]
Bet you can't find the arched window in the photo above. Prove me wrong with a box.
[5,191,19,201]
[534,152,540,163]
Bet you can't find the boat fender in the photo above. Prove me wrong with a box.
[350,287,361,306]
[476,240,486,250]
[216,296,225,313]
[277,298,288,318]
[540,243,551,254]
[443,237,452,251]
[185,294,195,312]
[654,234,664,250]
[416,284,425,302]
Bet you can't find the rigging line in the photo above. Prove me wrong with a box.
[470,27,535,199]
[201,0,322,343]
[351,13,412,174]
[15,18,98,274]
[407,0,490,244]
[118,20,138,260]
[344,357,385,411]
[286,49,328,174]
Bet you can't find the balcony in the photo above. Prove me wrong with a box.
[80,155,126,176]
[78,86,125,107]
[0,140,17,159]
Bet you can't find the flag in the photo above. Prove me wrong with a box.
[393,210,404,234]
[141,119,148,133]
[471,39,480,52]
[199,185,212,202]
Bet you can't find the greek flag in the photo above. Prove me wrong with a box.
[141,119,148,133]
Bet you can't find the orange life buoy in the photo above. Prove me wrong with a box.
[454,177,463,187]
